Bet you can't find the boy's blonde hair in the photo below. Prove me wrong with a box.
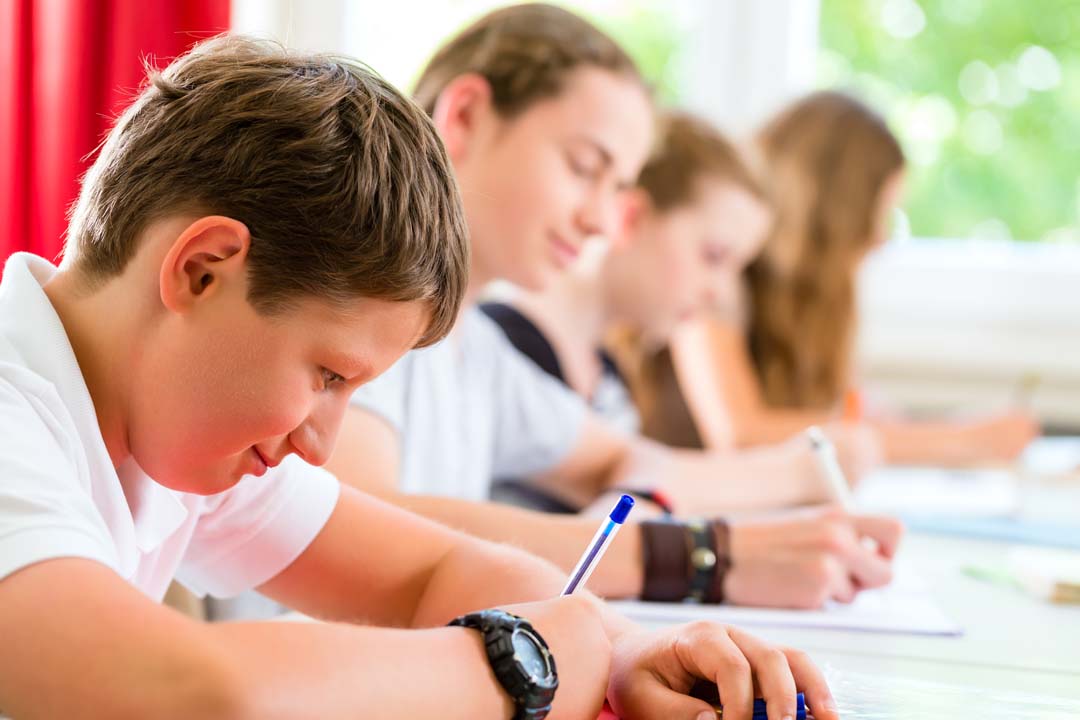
[66,35,468,347]
[413,3,644,118]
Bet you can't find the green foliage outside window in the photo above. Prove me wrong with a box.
[569,1,688,106]
[819,0,1080,242]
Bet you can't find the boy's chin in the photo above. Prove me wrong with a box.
[150,466,245,496]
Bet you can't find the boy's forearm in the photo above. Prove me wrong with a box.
[405,523,641,657]
[388,491,645,603]
[210,621,513,720]
[395,494,645,648]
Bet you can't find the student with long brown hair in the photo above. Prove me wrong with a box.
[664,91,1038,465]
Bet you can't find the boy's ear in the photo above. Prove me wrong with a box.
[159,216,251,313]
[612,188,651,250]
[431,73,495,161]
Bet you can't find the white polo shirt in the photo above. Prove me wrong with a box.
[0,253,340,601]
[349,307,588,501]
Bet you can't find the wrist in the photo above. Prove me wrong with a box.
[448,610,558,720]
[452,625,518,720]
[639,518,730,604]
[721,521,756,604]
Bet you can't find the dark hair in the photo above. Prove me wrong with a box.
[67,35,469,347]
[413,3,644,118]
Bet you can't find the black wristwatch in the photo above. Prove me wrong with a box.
[449,609,559,720]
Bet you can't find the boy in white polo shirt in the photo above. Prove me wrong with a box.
[0,34,839,720]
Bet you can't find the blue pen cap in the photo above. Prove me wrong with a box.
[609,494,635,524]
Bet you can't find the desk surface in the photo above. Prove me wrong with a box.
[628,529,1080,716]
[710,532,1080,678]
[711,444,1080,691]
[628,442,1080,708]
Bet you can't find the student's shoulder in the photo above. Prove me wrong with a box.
[478,302,563,382]
[465,305,538,355]
[0,365,78,459]
[0,360,68,423]
[478,302,545,347]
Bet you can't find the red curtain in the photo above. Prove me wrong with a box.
[0,0,229,265]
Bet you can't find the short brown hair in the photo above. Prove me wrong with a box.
[413,3,644,117]
[636,111,768,212]
[67,35,468,347]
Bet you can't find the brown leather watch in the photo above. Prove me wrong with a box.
[640,518,731,603]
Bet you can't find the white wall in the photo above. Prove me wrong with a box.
[680,0,820,134]
[232,0,352,55]
[857,239,1080,429]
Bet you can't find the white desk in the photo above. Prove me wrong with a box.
[632,443,1080,712]
[718,533,1080,678]
[626,530,1080,714]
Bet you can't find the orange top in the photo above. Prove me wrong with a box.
[842,387,865,423]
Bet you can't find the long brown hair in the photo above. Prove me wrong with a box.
[748,91,904,409]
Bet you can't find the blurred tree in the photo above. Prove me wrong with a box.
[580,2,687,106]
[819,0,1080,242]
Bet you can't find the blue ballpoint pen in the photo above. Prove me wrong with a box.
[561,494,635,595]
[754,693,806,720]
[715,692,807,719]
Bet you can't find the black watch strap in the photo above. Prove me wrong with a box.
[449,610,558,720]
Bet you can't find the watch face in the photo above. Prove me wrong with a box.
[512,628,552,679]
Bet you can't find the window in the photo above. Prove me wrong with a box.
[333,1,690,105]
[819,0,1080,243]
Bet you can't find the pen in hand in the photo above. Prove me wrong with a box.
[562,494,634,595]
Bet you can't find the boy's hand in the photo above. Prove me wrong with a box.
[501,595,612,719]
[607,623,838,720]
[725,505,904,608]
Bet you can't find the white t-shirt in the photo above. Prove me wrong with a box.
[349,307,588,501]
[0,253,340,602]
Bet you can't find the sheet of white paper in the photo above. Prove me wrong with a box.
[854,466,1018,517]
[610,565,961,636]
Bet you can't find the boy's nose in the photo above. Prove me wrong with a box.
[291,428,333,467]
[289,405,346,467]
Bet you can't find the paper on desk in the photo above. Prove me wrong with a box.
[854,466,1018,517]
[610,565,961,636]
